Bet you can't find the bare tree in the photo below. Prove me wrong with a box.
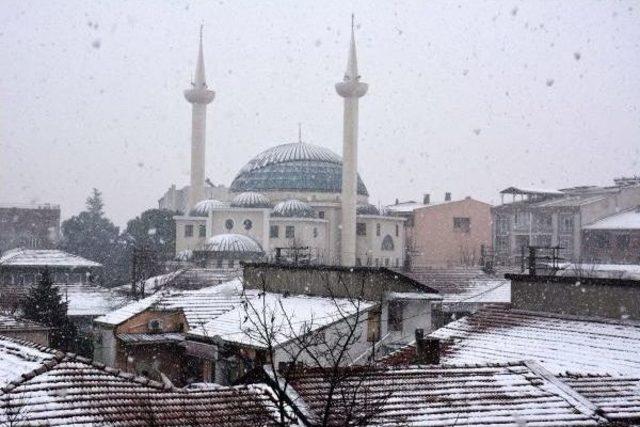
[237,274,392,426]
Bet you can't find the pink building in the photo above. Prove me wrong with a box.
[399,197,492,268]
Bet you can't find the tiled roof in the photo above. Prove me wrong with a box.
[94,279,245,328]
[562,375,640,422]
[0,248,102,268]
[430,307,640,376]
[0,314,49,331]
[286,362,603,426]
[0,335,58,386]
[0,343,285,426]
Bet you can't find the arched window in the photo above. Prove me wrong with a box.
[381,235,394,251]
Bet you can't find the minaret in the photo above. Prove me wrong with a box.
[336,16,368,266]
[184,26,215,212]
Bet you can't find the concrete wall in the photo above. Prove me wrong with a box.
[174,217,207,253]
[409,198,491,267]
[210,209,270,249]
[356,216,405,268]
[509,274,640,319]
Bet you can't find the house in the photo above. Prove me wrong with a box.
[506,266,640,320]
[93,280,244,385]
[275,362,611,426]
[387,195,492,268]
[492,181,640,265]
[582,206,640,264]
[0,314,50,346]
[0,335,286,426]
[429,307,640,376]
[0,203,60,253]
[0,248,103,286]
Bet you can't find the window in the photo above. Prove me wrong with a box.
[560,214,574,234]
[496,215,510,235]
[514,211,530,230]
[616,234,630,248]
[376,223,381,236]
[270,225,279,238]
[395,223,399,237]
[388,301,403,332]
[533,213,552,233]
[313,227,318,238]
[381,235,394,251]
[285,225,295,238]
[453,217,471,233]
[198,224,206,237]
[356,222,367,236]
[395,258,399,267]
[228,259,235,268]
[225,219,234,230]
[216,258,223,268]
[184,224,194,237]
[356,257,362,266]
[318,211,325,219]
[367,308,381,342]
[385,258,389,266]
[496,236,510,254]
[243,219,252,230]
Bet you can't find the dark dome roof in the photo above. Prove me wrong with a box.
[229,142,369,196]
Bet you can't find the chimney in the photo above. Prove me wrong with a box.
[395,198,399,205]
[423,193,430,205]
[415,329,440,364]
[444,192,452,202]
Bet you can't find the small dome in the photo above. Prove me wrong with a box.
[230,192,272,208]
[205,234,264,254]
[175,249,193,261]
[272,199,316,218]
[190,199,229,216]
[356,204,380,216]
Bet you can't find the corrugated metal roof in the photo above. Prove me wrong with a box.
[0,249,102,268]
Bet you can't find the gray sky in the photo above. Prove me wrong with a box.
[1,0,638,227]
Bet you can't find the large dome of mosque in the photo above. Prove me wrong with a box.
[229,142,369,196]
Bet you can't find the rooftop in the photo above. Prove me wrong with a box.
[286,362,603,426]
[0,248,102,268]
[430,307,640,376]
[0,335,57,386]
[583,208,640,230]
[0,314,49,331]
[0,336,284,426]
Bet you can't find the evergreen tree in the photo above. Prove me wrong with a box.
[126,208,177,263]
[22,269,77,351]
[86,188,104,216]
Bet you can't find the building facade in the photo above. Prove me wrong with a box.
[582,207,640,264]
[492,183,640,265]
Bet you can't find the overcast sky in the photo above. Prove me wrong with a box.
[1,0,638,227]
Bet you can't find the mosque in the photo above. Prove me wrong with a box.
[168,23,405,268]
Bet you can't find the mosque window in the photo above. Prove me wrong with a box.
[313,227,318,238]
[382,235,395,251]
[270,225,279,238]
[243,219,253,230]
[228,259,235,268]
[225,219,234,230]
[376,223,381,236]
[184,224,194,237]
[395,224,399,237]
[356,222,367,236]
[198,225,206,237]
[318,211,325,219]
[286,225,295,239]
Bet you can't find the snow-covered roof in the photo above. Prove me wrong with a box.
[0,350,283,426]
[0,314,49,331]
[500,186,565,196]
[189,292,376,349]
[62,284,129,317]
[0,248,102,268]
[0,336,58,387]
[189,198,229,216]
[430,307,640,376]
[205,234,264,254]
[231,191,272,208]
[584,208,640,230]
[384,201,427,213]
[271,199,316,218]
[555,263,640,281]
[94,279,245,328]
[287,362,603,426]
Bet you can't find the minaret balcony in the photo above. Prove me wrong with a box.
[335,81,368,98]
[184,88,215,104]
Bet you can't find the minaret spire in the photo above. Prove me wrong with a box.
[298,123,302,143]
[336,15,368,267]
[185,26,216,212]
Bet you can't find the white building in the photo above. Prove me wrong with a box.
[172,23,405,267]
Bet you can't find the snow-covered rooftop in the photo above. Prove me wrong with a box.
[287,362,603,426]
[0,248,102,268]
[430,307,640,376]
[0,347,283,426]
[0,314,49,331]
[94,279,245,328]
[584,208,640,230]
[0,336,57,387]
[61,284,129,317]
[555,263,640,281]
[189,292,376,349]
